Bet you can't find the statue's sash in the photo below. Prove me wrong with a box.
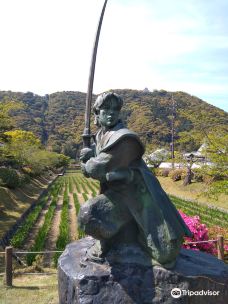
[98,128,145,154]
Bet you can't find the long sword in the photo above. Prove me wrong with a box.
[83,0,108,148]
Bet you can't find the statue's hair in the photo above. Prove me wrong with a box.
[93,92,123,114]
[93,92,123,126]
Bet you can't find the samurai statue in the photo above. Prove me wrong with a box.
[78,92,192,269]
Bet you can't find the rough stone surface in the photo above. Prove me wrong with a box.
[58,237,228,304]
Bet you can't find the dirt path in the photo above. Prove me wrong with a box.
[42,192,63,266]
[68,192,77,241]
[23,196,52,250]
[77,192,86,204]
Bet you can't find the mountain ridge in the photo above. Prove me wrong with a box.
[0,89,227,158]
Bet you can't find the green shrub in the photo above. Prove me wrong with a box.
[20,173,31,185]
[169,169,185,182]
[22,166,33,175]
[206,180,228,199]
[151,168,160,176]
[160,168,171,177]
[0,167,20,188]
[203,174,215,184]
[192,170,204,182]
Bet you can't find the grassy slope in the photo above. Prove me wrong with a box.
[157,176,228,211]
[0,271,58,304]
[0,175,55,239]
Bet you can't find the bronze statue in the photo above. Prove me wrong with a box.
[78,92,192,269]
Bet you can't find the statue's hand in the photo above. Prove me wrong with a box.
[81,163,90,178]
[106,169,134,184]
[80,148,94,163]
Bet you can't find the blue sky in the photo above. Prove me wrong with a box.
[0,0,227,112]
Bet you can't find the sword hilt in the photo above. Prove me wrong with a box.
[82,128,91,148]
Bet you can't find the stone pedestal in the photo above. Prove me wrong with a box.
[58,237,228,304]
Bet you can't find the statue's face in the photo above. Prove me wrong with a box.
[98,98,120,128]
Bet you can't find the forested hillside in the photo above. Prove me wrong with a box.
[0,89,227,158]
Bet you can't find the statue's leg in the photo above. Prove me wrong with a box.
[78,193,132,241]
[157,238,183,268]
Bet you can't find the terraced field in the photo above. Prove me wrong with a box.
[8,170,99,267]
[2,169,228,269]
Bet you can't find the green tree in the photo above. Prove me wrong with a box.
[27,150,70,175]
[200,128,228,198]
[177,108,228,195]
[3,130,41,166]
[177,106,227,152]
[0,101,23,134]
[3,130,70,173]
[0,101,23,159]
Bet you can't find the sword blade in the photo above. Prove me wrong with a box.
[83,0,108,148]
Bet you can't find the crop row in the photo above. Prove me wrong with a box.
[170,195,228,228]
[70,173,99,196]
[10,195,49,248]
[26,195,59,265]
[10,174,89,267]
[26,179,64,265]
[69,174,97,239]
[90,180,100,190]
[50,179,64,197]
[171,195,228,222]
[171,195,228,221]
[73,193,80,215]
[68,177,73,193]
[54,187,70,266]
[83,179,97,197]
[72,176,82,193]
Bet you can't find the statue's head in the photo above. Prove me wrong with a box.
[93,92,123,128]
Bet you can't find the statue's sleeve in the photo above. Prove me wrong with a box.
[84,136,143,182]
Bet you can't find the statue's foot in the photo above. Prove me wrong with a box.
[86,240,108,263]
[85,238,153,267]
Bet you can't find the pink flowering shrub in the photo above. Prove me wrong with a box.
[179,210,217,255]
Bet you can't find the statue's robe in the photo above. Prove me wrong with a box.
[81,122,192,267]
